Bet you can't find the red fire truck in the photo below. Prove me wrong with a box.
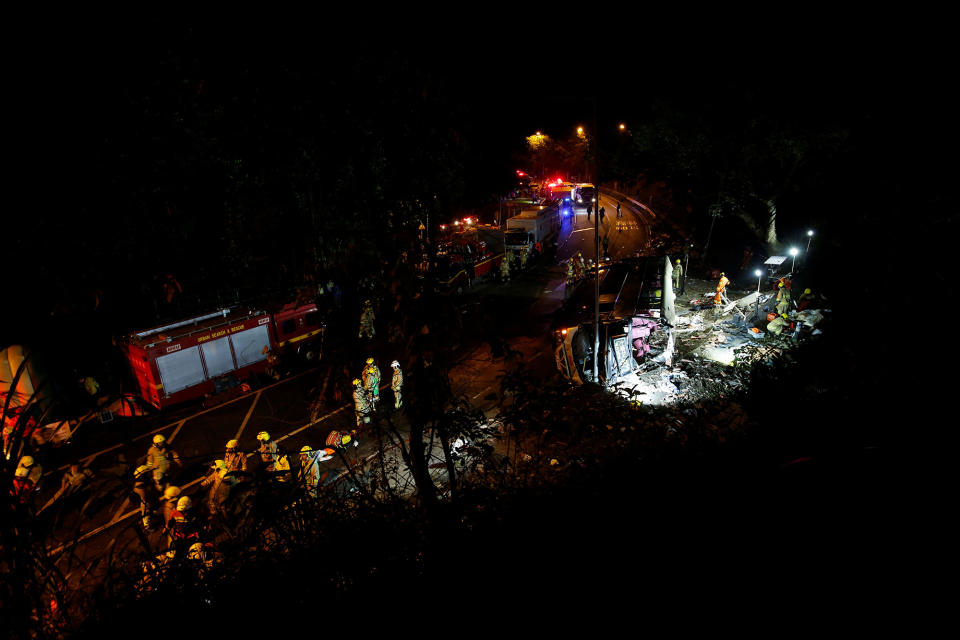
[120,301,324,410]
[429,222,505,293]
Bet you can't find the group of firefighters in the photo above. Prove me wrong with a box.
[352,357,403,429]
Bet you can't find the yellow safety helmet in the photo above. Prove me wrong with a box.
[213,460,227,473]
[778,281,784,287]
[153,434,166,445]
[164,486,182,501]
[188,542,204,559]
[256,431,271,442]
[804,288,811,295]
[226,439,239,450]
[675,259,681,264]
[300,445,313,454]
[14,466,28,478]
[781,313,788,319]
[176,496,192,511]
[19,456,34,467]
[353,378,362,386]
[366,357,374,364]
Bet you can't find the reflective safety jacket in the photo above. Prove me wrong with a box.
[362,363,381,396]
[391,367,403,392]
[353,386,372,414]
[717,275,730,292]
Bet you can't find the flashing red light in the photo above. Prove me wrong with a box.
[516,170,526,176]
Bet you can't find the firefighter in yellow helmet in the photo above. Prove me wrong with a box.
[298,446,321,498]
[767,312,791,336]
[162,486,182,533]
[146,433,180,493]
[133,464,157,526]
[776,281,792,315]
[352,378,372,429]
[500,252,511,281]
[256,431,279,472]
[672,258,683,292]
[224,439,247,473]
[17,455,43,485]
[362,357,381,407]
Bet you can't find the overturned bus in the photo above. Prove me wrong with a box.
[554,256,679,385]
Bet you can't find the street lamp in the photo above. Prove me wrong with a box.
[806,229,814,254]
[789,247,799,273]
[755,269,763,315]
[618,123,626,131]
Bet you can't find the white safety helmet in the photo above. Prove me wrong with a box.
[188,542,204,559]
[14,466,28,478]
[226,439,239,450]
[164,486,182,501]
[391,360,400,368]
[176,496,192,511]
[257,431,271,442]
[19,456,35,467]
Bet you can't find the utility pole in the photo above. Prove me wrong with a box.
[591,100,601,386]
[703,204,721,256]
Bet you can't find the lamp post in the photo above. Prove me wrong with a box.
[789,247,799,274]
[806,229,814,254]
[755,269,763,316]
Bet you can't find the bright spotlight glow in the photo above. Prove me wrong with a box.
[789,247,799,256]
[754,270,762,277]
[807,230,814,236]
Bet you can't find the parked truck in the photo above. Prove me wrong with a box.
[120,300,324,410]
[504,203,560,258]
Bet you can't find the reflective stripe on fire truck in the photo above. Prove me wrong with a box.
[276,328,324,348]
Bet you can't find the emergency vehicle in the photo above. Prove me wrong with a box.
[120,301,324,410]
[429,221,505,293]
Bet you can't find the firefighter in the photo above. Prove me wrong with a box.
[326,429,359,451]
[162,486,182,532]
[298,446,321,498]
[616,201,622,219]
[133,464,157,527]
[672,258,683,292]
[146,434,180,493]
[224,439,247,473]
[352,379,372,429]
[17,455,43,486]
[256,431,279,472]
[797,288,815,311]
[359,300,376,339]
[169,496,201,556]
[11,465,36,507]
[500,254,511,281]
[717,272,730,302]
[390,360,403,409]
[565,260,575,297]
[776,281,792,315]
[577,252,586,279]
[767,312,791,336]
[362,357,381,407]
[520,247,528,269]
[200,460,234,519]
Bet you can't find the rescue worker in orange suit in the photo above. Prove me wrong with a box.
[716,272,730,302]
[776,281,792,315]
